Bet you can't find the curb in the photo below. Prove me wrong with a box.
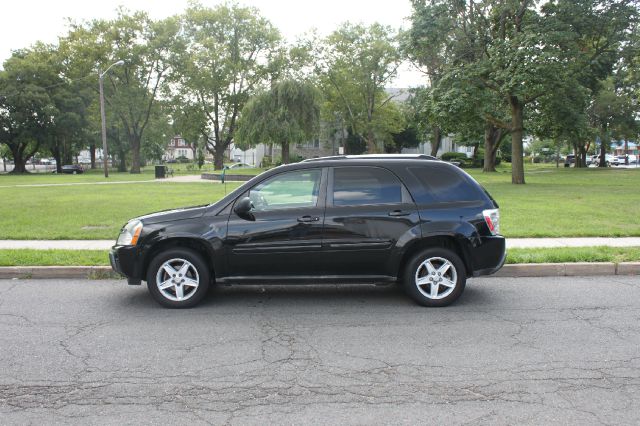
[0,266,118,280]
[493,262,640,277]
[0,262,639,280]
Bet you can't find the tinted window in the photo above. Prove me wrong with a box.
[409,166,483,203]
[249,169,321,211]
[332,167,403,206]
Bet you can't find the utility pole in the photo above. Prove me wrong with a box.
[98,60,124,178]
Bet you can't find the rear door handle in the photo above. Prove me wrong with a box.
[388,210,410,217]
[297,215,320,223]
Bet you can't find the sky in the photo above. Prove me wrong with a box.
[0,0,425,87]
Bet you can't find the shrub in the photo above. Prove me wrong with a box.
[441,152,468,162]
[441,152,471,168]
[261,156,272,168]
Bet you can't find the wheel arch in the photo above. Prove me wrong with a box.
[142,236,216,282]
[397,235,473,281]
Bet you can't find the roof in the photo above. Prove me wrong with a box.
[302,154,438,163]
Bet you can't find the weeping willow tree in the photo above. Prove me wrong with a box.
[235,80,321,164]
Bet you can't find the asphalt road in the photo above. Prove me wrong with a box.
[0,276,639,425]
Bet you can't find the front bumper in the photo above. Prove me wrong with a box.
[110,245,143,285]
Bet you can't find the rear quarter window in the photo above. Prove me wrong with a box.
[408,166,485,203]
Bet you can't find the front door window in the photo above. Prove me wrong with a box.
[249,169,321,211]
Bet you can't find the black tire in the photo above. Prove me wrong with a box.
[403,247,466,307]
[146,248,210,308]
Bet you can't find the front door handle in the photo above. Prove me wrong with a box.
[297,215,320,223]
[388,210,410,217]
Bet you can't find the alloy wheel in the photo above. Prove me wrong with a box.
[414,257,457,300]
[155,258,200,302]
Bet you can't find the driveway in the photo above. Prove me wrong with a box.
[0,276,639,424]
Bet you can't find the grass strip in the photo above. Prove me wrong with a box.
[506,246,640,264]
[0,246,639,267]
[0,249,109,266]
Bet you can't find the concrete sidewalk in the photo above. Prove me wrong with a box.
[0,237,639,251]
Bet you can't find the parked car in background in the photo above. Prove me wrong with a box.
[110,154,506,308]
[612,155,628,166]
[61,164,84,174]
[589,154,613,167]
[564,154,575,167]
[226,162,252,169]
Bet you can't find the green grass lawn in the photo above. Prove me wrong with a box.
[467,164,640,237]
[0,162,639,239]
[0,181,240,239]
[1,246,638,266]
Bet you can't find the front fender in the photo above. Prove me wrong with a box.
[138,221,225,279]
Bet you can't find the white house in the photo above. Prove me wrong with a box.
[164,136,195,161]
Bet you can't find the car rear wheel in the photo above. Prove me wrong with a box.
[147,248,210,308]
[403,248,466,307]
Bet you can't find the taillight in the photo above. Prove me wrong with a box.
[483,209,500,236]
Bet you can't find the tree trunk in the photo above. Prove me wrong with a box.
[365,130,377,153]
[214,144,226,170]
[8,144,28,174]
[9,149,27,173]
[599,129,609,167]
[430,127,442,157]
[483,125,503,172]
[576,144,587,168]
[509,96,525,184]
[90,144,96,169]
[52,143,63,174]
[2,158,5,172]
[118,151,127,173]
[624,140,629,164]
[129,133,141,173]
[282,141,290,164]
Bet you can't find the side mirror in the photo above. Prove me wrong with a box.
[233,196,254,221]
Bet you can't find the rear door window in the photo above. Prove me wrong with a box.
[331,167,406,206]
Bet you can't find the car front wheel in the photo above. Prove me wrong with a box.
[403,248,466,307]
[147,248,210,308]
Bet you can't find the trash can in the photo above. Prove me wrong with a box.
[155,165,166,179]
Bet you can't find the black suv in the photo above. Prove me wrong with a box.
[110,155,505,308]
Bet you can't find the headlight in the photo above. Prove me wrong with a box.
[116,220,143,246]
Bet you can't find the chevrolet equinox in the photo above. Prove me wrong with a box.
[110,155,505,308]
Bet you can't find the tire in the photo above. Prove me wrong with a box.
[146,248,210,308]
[403,247,466,307]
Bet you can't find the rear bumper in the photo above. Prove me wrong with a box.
[110,245,143,285]
[470,235,506,277]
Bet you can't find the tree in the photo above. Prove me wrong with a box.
[176,3,281,170]
[588,78,637,164]
[0,49,57,173]
[63,10,181,173]
[318,23,402,153]
[408,0,636,183]
[386,101,421,153]
[404,1,459,156]
[235,80,321,164]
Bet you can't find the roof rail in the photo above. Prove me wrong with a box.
[302,154,439,163]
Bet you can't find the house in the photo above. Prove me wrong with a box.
[164,136,195,161]
[614,141,638,156]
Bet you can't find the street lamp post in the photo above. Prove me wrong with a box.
[99,60,124,178]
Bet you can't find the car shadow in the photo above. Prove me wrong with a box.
[115,282,494,312]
